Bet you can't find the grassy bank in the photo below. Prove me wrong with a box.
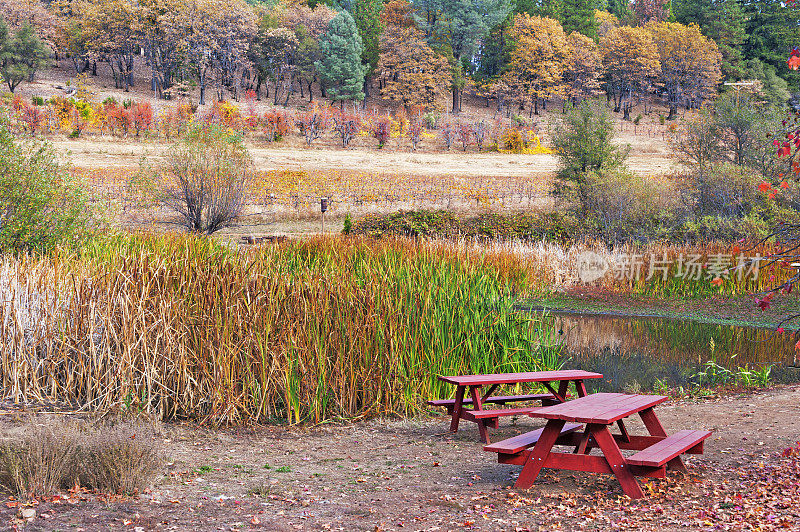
[1,234,560,425]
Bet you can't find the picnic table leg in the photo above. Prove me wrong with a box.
[574,379,588,397]
[542,382,566,403]
[450,385,466,433]
[481,384,499,403]
[617,420,631,443]
[557,380,569,400]
[639,408,688,474]
[469,386,490,444]
[591,424,645,499]
[573,427,592,455]
[515,419,566,489]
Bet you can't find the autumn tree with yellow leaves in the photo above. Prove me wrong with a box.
[564,31,604,104]
[78,0,141,91]
[503,14,570,116]
[646,21,722,119]
[600,25,660,120]
[377,25,451,111]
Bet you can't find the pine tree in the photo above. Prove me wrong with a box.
[704,0,746,80]
[743,0,800,87]
[672,0,712,27]
[515,0,560,18]
[476,14,514,82]
[560,0,597,38]
[607,0,635,25]
[353,0,384,92]
[0,19,50,92]
[315,11,367,105]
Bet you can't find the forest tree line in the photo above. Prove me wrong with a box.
[0,0,798,116]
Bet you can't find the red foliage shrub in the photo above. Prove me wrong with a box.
[373,115,392,148]
[332,111,361,148]
[20,104,44,135]
[131,102,153,136]
[264,109,290,142]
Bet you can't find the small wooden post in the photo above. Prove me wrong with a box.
[320,197,328,235]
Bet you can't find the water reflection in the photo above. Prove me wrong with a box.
[548,313,800,392]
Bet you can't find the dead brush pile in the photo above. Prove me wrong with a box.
[0,418,162,499]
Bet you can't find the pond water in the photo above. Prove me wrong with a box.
[547,313,800,392]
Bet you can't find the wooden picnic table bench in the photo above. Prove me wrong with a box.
[484,392,711,499]
[431,370,603,443]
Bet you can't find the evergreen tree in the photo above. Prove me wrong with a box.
[607,0,635,25]
[0,19,50,93]
[315,11,367,105]
[744,58,790,107]
[743,0,800,88]
[412,0,512,112]
[704,0,746,80]
[672,0,712,26]
[353,0,384,94]
[515,0,560,18]
[561,0,597,37]
[476,14,514,82]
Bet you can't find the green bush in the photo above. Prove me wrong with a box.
[137,124,254,234]
[552,101,629,215]
[580,168,683,243]
[342,212,352,235]
[0,120,94,253]
[351,209,580,242]
[350,205,798,245]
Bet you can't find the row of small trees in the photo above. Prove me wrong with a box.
[1,93,551,153]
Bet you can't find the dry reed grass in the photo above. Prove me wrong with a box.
[1,234,560,425]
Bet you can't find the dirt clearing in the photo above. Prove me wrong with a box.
[2,385,798,531]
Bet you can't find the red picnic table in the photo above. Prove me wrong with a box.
[484,392,711,499]
[430,370,603,443]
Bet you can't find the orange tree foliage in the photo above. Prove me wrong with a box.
[600,25,660,118]
[377,25,451,111]
[380,0,415,28]
[502,14,569,115]
[78,0,141,91]
[646,21,722,118]
[564,31,603,102]
[0,0,61,52]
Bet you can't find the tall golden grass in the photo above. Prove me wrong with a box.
[1,234,560,425]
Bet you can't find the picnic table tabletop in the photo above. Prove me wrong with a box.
[530,392,669,424]
[434,370,603,443]
[437,369,603,387]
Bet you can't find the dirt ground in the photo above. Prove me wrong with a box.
[2,385,798,531]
